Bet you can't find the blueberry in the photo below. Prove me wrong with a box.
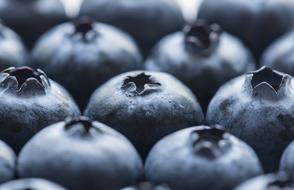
[206,66,294,172]
[0,23,28,70]
[0,178,66,190]
[0,0,68,48]
[0,141,15,184]
[0,66,80,152]
[80,0,184,56]
[31,17,143,109]
[261,31,294,75]
[85,71,204,158]
[17,116,143,190]
[234,173,294,190]
[121,182,172,190]
[279,140,294,176]
[198,0,294,59]
[145,21,256,111]
[145,126,263,190]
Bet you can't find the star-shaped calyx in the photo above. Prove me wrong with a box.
[121,72,161,96]
[190,126,231,160]
[0,67,50,97]
[183,20,222,56]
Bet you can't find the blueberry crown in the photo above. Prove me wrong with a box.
[121,72,161,96]
[267,173,294,189]
[183,20,222,56]
[71,17,97,41]
[190,126,231,160]
[64,116,103,136]
[250,66,284,93]
[130,182,171,190]
[0,67,50,97]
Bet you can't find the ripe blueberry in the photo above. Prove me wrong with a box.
[17,116,143,190]
[198,0,294,59]
[261,31,294,76]
[279,140,294,176]
[0,0,68,48]
[207,66,294,172]
[145,21,256,111]
[145,126,263,190]
[80,0,185,56]
[0,23,28,70]
[0,66,80,152]
[0,178,66,190]
[234,173,294,190]
[0,141,15,184]
[31,17,143,109]
[85,71,204,158]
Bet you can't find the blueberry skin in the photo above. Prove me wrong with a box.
[0,67,80,152]
[145,126,263,190]
[0,0,67,48]
[145,22,256,111]
[280,140,294,176]
[198,0,294,59]
[31,18,143,109]
[17,117,143,190]
[207,66,294,172]
[0,178,66,190]
[0,23,28,70]
[80,0,184,56]
[121,182,172,190]
[85,71,204,158]
[234,173,294,190]
[0,141,15,184]
[261,31,294,75]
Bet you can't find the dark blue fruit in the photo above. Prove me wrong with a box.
[31,17,143,109]
[0,66,80,152]
[206,66,294,172]
[279,140,294,176]
[17,117,143,190]
[0,23,28,70]
[261,31,294,76]
[198,0,294,59]
[121,182,171,190]
[0,0,68,48]
[145,21,256,111]
[0,178,66,190]
[0,141,15,184]
[234,173,294,190]
[85,71,204,158]
[145,126,263,190]
[80,0,185,56]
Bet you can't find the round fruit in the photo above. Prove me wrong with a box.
[31,17,143,109]
[0,178,66,190]
[0,66,80,152]
[279,140,294,176]
[0,0,68,48]
[80,0,185,56]
[198,0,294,59]
[85,71,204,158]
[0,23,28,70]
[0,141,15,184]
[145,126,263,190]
[17,116,143,190]
[261,31,294,75]
[121,182,171,190]
[234,173,294,190]
[145,21,255,111]
[206,66,294,172]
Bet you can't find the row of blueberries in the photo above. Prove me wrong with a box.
[2,16,294,112]
[0,65,293,190]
